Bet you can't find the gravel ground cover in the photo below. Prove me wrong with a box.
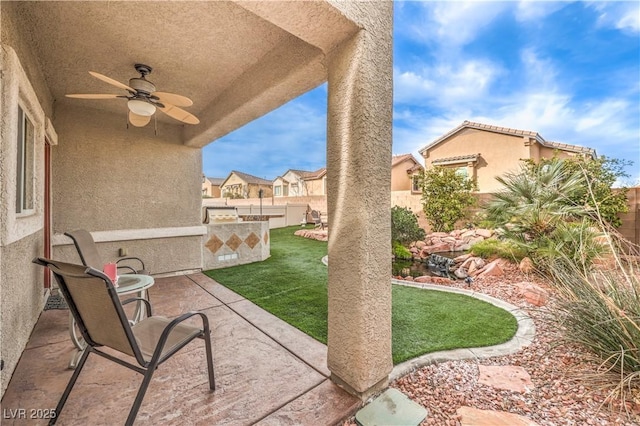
[344,263,639,425]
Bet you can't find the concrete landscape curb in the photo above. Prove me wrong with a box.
[321,255,536,381]
[390,279,536,381]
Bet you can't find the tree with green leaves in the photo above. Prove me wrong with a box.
[525,155,630,227]
[421,167,477,232]
[391,206,425,245]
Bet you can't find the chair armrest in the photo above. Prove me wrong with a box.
[116,256,146,271]
[121,297,153,317]
[149,311,210,364]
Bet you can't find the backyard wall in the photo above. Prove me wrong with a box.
[618,186,640,246]
[202,221,270,270]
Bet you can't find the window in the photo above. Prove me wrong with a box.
[455,166,468,180]
[16,106,35,214]
[283,184,289,196]
[411,175,421,192]
[274,186,282,196]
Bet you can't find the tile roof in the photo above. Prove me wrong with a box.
[544,141,596,155]
[206,177,225,185]
[228,170,273,185]
[419,120,596,158]
[432,154,481,165]
[299,167,327,180]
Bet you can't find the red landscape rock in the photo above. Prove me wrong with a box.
[478,365,534,393]
[478,259,504,278]
[519,257,534,274]
[457,406,540,426]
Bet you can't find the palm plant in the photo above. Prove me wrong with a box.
[486,159,589,240]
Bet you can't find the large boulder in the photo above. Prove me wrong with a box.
[475,229,494,238]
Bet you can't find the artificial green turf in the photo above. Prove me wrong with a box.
[205,226,518,365]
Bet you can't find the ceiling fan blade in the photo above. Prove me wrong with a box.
[66,94,122,99]
[158,104,200,125]
[154,92,193,107]
[128,111,151,127]
[89,71,135,93]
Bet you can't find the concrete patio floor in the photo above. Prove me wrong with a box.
[1,273,360,425]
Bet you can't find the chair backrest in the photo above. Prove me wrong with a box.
[310,210,321,223]
[33,257,142,362]
[64,229,103,269]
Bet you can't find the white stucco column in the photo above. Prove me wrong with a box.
[326,3,393,399]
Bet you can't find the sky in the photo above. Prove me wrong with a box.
[202,1,640,185]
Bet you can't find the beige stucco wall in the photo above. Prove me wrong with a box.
[0,232,45,397]
[424,129,531,192]
[0,42,50,396]
[306,177,326,196]
[423,128,584,192]
[50,104,204,274]
[391,159,414,191]
[221,174,249,197]
[326,1,393,398]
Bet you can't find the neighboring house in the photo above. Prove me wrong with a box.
[419,121,596,193]
[273,168,327,197]
[202,176,224,198]
[220,171,273,199]
[391,154,423,193]
[2,1,393,400]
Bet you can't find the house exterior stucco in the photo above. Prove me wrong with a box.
[1,0,393,401]
[420,122,596,193]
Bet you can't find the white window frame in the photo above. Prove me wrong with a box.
[16,105,36,216]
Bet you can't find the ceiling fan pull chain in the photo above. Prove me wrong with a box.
[154,114,158,136]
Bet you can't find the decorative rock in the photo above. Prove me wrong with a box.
[519,257,534,274]
[461,229,476,239]
[517,282,549,307]
[467,261,478,275]
[404,276,414,281]
[454,267,468,279]
[424,243,451,254]
[415,240,426,250]
[413,275,431,283]
[430,232,449,238]
[477,260,503,278]
[478,365,534,393]
[457,406,539,426]
[468,236,485,246]
[453,253,472,263]
[475,229,493,238]
[454,242,471,251]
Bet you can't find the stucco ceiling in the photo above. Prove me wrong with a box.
[5,1,359,147]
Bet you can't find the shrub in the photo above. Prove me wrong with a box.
[392,241,413,260]
[421,167,477,232]
[469,238,527,262]
[391,206,425,246]
[545,232,640,408]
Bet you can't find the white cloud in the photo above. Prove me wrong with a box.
[515,1,569,22]
[405,1,509,48]
[394,59,503,107]
[587,1,640,34]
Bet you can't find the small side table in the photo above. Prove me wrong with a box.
[67,274,155,369]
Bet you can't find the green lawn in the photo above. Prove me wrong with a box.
[205,226,517,364]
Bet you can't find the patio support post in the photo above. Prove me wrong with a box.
[325,2,393,399]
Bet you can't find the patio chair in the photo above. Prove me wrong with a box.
[309,210,327,230]
[33,257,215,426]
[65,229,149,275]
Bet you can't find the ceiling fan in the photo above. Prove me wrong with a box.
[66,64,200,127]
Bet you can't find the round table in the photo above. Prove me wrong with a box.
[68,274,155,368]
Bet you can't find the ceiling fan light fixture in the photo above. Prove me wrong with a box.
[127,99,156,116]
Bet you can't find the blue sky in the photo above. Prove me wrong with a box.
[203,1,640,185]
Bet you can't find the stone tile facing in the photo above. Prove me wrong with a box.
[244,232,260,249]
[355,388,427,426]
[205,234,224,254]
[225,233,243,251]
[263,231,269,244]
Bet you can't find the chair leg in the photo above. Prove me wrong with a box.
[203,331,216,390]
[49,348,91,425]
[126,367,156,426]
